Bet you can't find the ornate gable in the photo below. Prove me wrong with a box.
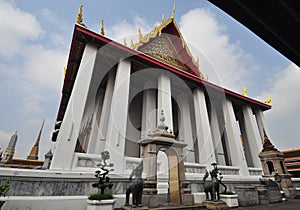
[128,13,204,78]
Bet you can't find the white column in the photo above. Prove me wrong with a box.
[86,94,103,154]
[254,109,271,143]
[242,106,262,168]
[105,60,131,173]
[193,88,216,165]
[51,43,97,170]
[222,99,249,176]
[210,102,226,165]
[141,88,156,138]
[92,71,115,154]
[157,74,173,132]
[177,94,195,163]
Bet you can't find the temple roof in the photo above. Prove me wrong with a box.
[129,16,203,78]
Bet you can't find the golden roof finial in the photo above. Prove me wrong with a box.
[171,2,176,19]
[266,94,272,106]
[63,66,67,79]
[138,28,143,42]
[123,38,127,46]
[242,85,248,97]
[76,5,84,26]
[161,12,165,23]
[196,57,199,67]
[205,75,208,82]
[100,20,105,36]
[130,39,134,48]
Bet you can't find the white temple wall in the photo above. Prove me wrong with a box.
[193,88,216,165]
[92,70,116,154]
[209,101,226,165]
[51,43,98,170]
[242,106,262,168]
[105,59,131,173]
[221,99,249,176]
[158,73,173,132]
[177,94,195,163]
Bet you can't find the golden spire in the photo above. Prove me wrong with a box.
[123,38,127,46]
[171,2,176,19]
[76,5,84,25]
[266,94,272,106]
[161,12,165,23]
[100,20,105,36]
[242,86,248,97]
[27,119,45,160]
[138,28,143,42]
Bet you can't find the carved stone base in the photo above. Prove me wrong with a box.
[281,175,297,198]
[142,194,159,208]
[203,200,229,210]
[181,193,194,206]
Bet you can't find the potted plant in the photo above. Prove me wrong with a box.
[0,179,10,209]
[87,151,115,210]
[220,191,238,208]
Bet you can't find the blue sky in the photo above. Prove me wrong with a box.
[0,0,299,159]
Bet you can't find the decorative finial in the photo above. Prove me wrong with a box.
[76,5,84,26]
[171,2,176,19]
[138,28,143,42]
[266,94,272,106]
[196,57,199,67]
[158,110,168,130]
[242,86,248,97]
[161,12,165,23]
[123,38,127,46]
[63,66,67,79]
[262,128,277,152]
[100,20,105,36]
[130,39,134,48]
[205,75,208,82]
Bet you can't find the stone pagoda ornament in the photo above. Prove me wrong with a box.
[258,130,297,198]
[137,110,194,208]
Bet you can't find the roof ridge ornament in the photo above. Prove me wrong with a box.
[100,20,105,36]
[76,5,86,27]
[242,85,248,97]
[171,2,176,19]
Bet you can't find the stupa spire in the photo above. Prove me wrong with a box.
[2,131,18,162]
[27,119,45,160]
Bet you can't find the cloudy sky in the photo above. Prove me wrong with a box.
[0,0,299,159]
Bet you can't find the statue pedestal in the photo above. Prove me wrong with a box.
[203,200,229,210]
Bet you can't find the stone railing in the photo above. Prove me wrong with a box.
[248,167,263,176]
[218,165,240,176]
[184,163,241,176]
[184,163,207,174]
[72,153,102,171]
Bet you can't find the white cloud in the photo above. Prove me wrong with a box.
[179,8,253,91]
[0,0,43,57]
[260,64,300,150]
[0,1,67,157]
[106,15,152,44]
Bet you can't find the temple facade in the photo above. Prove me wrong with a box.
[50,9,272,182]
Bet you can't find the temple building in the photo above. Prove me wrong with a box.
[0,120,45,169]
[50,5,272,182]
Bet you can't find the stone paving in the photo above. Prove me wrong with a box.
[237,199,300,210]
